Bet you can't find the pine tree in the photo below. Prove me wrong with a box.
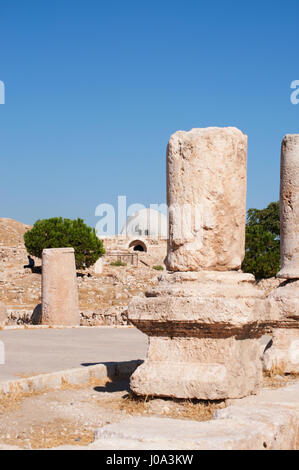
[24,217,105,270]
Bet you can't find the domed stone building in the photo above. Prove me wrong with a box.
[120,208,167,252]
[101,208,168,268]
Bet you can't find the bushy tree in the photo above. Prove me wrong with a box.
[242,202,280,279]
[24,217,105,270]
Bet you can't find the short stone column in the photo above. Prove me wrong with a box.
[128,127,272,400]
[41,248,80,326]
[264,135,299,374]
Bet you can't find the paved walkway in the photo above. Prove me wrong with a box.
[0,327,147,381]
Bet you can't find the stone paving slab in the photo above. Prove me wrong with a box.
[91,382,299,450]
[0,360,142,396]
[226,381,299,409]
[0,327,147,381]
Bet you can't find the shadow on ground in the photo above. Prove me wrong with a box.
[94,378,130,393]
[81,360,143,394]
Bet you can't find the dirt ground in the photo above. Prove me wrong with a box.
[0,373,298,450]
[0,377,225,450]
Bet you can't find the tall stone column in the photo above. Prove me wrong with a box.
[41,248,80,326]
[277,135,299,279]
[128,127,272,400]
[264,135,299,374]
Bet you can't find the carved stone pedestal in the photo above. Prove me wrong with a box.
[128,271,272,400]
[264,280,299,374]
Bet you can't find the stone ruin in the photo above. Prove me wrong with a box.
[264,134,299,374]
[23,128,299,399]
[40,247,80,326]
[127,127,299,400]
[0,301,7,327]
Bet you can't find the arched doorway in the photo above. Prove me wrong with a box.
[128,240,147,252]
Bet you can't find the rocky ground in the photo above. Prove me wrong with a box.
[0,218,161,326]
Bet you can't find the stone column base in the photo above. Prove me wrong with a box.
[131,336,262,400]
[265,280,299,374]
[128,271,273,400]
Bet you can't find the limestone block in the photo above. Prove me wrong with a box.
[41,248,79,326]
[269,279,299,322]
[166,127,247,272]
[93,403,299,450]
[130,337,262,400]
[264,280,299,373]
[214,403,299,450]
[277,134,299,279]
[128,272,273,399]
[263,328,299,374]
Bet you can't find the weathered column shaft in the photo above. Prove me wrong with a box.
[42,248,80,326]
[166,127,248,272]
[278,134,299,279]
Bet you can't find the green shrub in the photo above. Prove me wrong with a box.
[110,259,127,267]
[24,217,105,270]
[153,265,164,271]
[242,202,280,279]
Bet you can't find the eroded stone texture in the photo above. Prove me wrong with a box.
[0,301,7,326]
[277,134,299,279]
[166,127,248,272]
[41,248,79,326]
[269,279,299,322]
[263,328,299,374]
[264,280,299,374]
[90,382,299,450]
[129,272,273,399]
[94,258,103,274]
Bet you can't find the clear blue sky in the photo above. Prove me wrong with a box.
[0,0,298,229]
